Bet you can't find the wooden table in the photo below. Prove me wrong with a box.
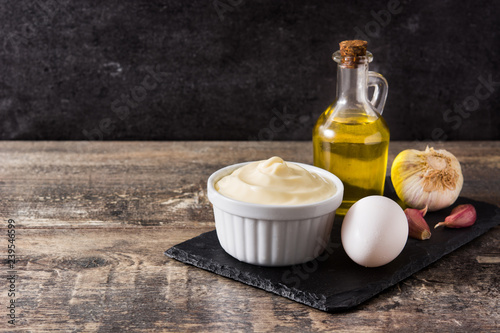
[1,141,499,332]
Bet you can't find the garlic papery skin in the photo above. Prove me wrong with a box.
[391,147,464,211]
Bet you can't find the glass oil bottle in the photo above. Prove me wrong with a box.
[313,40,390,215]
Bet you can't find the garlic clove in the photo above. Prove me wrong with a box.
[419,205,428,217]
[434,204,477,229]
[405,206,431,240]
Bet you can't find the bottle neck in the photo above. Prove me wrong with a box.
[336,63,369,104]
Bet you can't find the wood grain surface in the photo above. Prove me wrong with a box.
[0,141,499,332]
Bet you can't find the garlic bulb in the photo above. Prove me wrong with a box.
[391,147,463,211]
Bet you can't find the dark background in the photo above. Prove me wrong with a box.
[0,0,499,141]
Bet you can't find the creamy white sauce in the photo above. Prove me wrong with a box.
[215,156,336,205]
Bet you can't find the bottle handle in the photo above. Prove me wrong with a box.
[368,71,388,115]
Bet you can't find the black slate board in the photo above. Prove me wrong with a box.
[165,197,500,312]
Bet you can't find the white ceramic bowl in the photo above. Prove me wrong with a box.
[207,161,344,266]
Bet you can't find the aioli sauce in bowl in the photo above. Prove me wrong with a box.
[215,156,336,205]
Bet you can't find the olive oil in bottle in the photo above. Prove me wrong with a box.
[313,40,390,215]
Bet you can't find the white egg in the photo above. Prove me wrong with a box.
[341,195,408,267]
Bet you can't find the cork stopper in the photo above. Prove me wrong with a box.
[339,40,368,68]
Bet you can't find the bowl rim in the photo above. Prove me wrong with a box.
[207,160,344,220]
